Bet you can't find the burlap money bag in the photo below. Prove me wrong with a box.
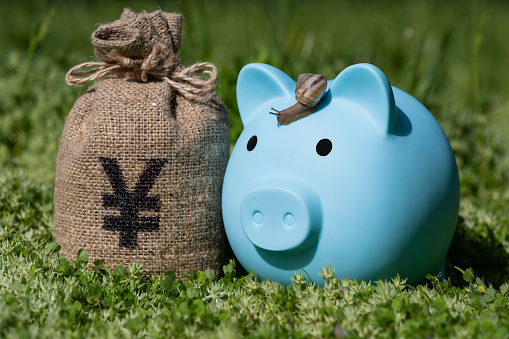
[54,8,230,277]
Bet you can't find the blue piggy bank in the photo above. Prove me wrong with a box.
[222,63,460,285]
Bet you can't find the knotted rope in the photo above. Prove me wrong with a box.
[66,42,218,101]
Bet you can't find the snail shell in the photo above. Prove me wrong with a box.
[295,73,328,107]
[270,73,327,125]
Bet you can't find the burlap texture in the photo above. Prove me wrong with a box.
[54,8,230,277]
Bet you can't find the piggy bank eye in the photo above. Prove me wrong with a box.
[247,135,257,151]
[316,138,332,156]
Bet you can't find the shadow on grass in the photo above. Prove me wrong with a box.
[228,217,509,287]
[446,216,509,288]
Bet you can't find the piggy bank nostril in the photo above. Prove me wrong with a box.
[253,211,263,225]
[284,213,295,226]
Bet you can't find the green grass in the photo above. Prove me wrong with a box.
[1,0,509,337]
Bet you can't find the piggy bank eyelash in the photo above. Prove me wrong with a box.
[247,135,258,151]
[316,138,332,156]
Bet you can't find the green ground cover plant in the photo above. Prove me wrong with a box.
[1,0,508,337]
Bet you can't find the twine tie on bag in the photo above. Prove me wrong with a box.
[65,9,218,101]
[66,43,218,101]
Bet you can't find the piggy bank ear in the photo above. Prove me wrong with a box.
[237,63,295,125]
[330,63,398,134]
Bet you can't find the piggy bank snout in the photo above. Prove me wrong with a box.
[240,180,322,252]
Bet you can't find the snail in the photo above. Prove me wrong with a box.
[270,73,327,125]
